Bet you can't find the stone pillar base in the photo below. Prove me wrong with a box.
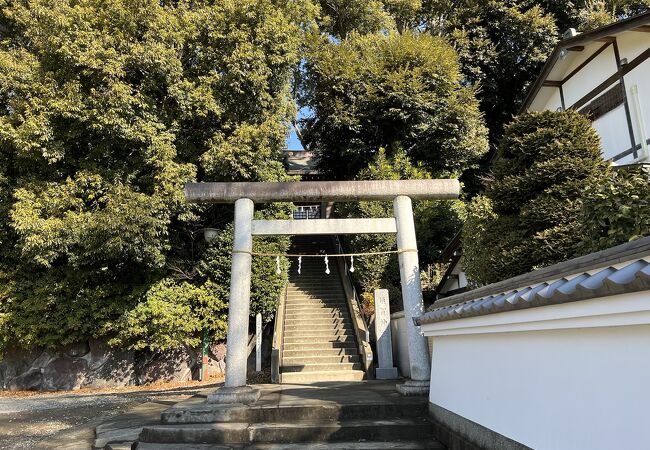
[396,379,430,396]
[375,367,399,380]
[207,386,260,404]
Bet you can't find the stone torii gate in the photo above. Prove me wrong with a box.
[184,179,460,403]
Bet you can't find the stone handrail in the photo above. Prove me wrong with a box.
[333,237,374,375]
[271,285,287,383]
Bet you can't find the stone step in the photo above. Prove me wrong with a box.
[281,362,362,373]
[280,370,366,383]
[284,315,351,322]
[287,285,342,290]
[135,441,441,449]
[285,301,347,307]
[282,347,359,358]
[286,294,345,301]
[284,321,354,335]
[283,330,354,339]
[161,398,429,426]
[284,312,350,319]
[282,341,357,350]
[286,295,347,306]
[286,294,345,300]
[284,323,352,332]
[284,308,350,320]
[285,305,347,311]
[287,288,343,294]
[283,335,356,344]
[140,417,432,444]
[104,443,134,450]
[281,354,360,365]
[284,328,353,336]
[287,284,343,290]
[285,314,351,322]
[284,314,352,325]
[288,289,342,294]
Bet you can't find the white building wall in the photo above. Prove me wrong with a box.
[422,291,650,450]
[621,58,650,163]
[541,86,562,111]
[390,311,434,379]
[592,106,631,160]
[562,45,618,106]
[529,31,650,164]
[390,312,411,378]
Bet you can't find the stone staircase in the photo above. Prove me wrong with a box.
[130,382,445,449]
[280,236,365,383]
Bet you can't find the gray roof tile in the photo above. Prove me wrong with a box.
[416,258,650,326]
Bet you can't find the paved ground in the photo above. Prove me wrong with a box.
[0,382,223,450]
[1,380,423,449]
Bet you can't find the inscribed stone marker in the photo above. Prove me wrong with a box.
[374,289,398,379]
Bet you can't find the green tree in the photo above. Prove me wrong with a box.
[301,31,488,180]
[0,0,307,351]
[463,110,608,285]
[576,1,650,30]
[440,1,558,139]
[317,0,393,38]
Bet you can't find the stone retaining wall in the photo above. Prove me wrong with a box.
[0,340,227,391]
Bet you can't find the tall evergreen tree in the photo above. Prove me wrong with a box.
[301,31,489,180]
[0,0,309,350]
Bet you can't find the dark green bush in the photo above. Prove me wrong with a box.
[463,110,608,285]
[580,165,650,253]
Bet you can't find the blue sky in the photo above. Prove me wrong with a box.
[286,107,310,151]
[286,125,304,151]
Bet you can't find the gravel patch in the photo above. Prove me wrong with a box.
[0,380,224,450]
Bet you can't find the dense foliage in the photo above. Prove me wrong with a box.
[301,31,489,179]
[1,0,648,353]
[580,165,650,253]
[0,0,305,351]
[463,111,608,285]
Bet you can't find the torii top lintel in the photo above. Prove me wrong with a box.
[184,179,460,203]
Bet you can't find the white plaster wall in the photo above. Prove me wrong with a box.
[541,86,562,111]
[622,58,650,163]
[390,312,434,378]
[390,312,411,378]
[529,32,650,163]
[425,292,650,450]
[617,30,650,62]
[592,105,631,161]
[562,45,617,106]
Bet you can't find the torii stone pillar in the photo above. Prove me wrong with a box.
[184,180,459,403]
[394,195,431,395]
[206,198,259,404]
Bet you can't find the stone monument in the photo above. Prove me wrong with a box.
[373,289,398,379]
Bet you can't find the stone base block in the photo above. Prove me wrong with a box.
[207,385,260,405]
[375,367,399,380]
[396,379,430,396]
